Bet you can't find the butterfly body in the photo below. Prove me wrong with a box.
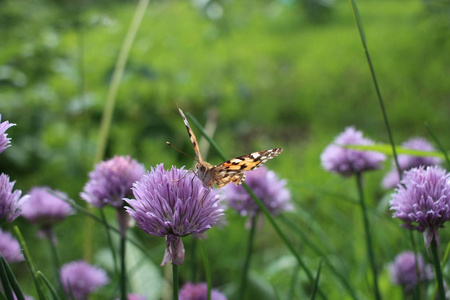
[178,106,282,188]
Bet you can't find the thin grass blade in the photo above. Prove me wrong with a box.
[0,254,25,300]
[425,123,450,168]
[37,271,60,300]
[310,259,323,300]
[199,239,212,300]
[0,256,14,300]
[13,226,46,300]
[348,0,402,179]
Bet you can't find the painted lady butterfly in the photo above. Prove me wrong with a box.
[177,106,283,188]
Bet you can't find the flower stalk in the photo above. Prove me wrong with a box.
[238,214,258,300]
[355,172,381,300]
[430,238,445,300]
[120,234,127,300]
[172,264,179,300]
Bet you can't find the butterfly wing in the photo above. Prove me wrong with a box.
[210,148,283,188]
[215,148,283,171]
[178,106,203,162]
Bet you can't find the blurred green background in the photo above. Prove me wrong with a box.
[1,0,450,298]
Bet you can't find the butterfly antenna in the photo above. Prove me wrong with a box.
[166,142,198,162]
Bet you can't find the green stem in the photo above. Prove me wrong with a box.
[120,235,127,300]
[0,258,13,300]
[239,215,258,300]
[94,0,149,163]
[44,228,61,288]
[13,227,46,300]
[0,255,25,300]
[355,173,381,300]
[288,263,300,300]
[408,231,421,298]
[425,123,450,169]
[310,259,323,300]
[37,271,61,300]
[172,264,179,300]
[199,240,211,300]
[430,237,445,300]
[348,0,401,180]
[190,237,198,282]
[100,209,119,275]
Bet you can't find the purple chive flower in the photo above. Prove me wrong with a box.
[0,173,27,222]
[221,166,292,217]
[60,260,109,300]
[320,126,386,177]
[125,164,223,266]
[382,137,441,189]
[21,187,74,227]
[0,115,15,154]
[390,166,450,248]
[81,155,146,208]
[0,228,23,263]
[389,251,433,292]
[179,282,227,300]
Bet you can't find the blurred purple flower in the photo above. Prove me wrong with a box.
[0,228,23,263]
[390,166,450,248]
[179,282,227,300]
[0,115,15,154]
[320,126,386,177]
[125,164,223,266]
[0,173,27,222]
[389,251,433,292]
[81,155,145,208]
[22,187,74,227]
[60,260,109,300]
[382,137,441,189]
[221,166,292,217]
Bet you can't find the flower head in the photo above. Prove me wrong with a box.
[0,228,23,263]
[60,260,109,300]
[0,173,27,222]
[390,166,450,247]
[125,164,223,265]
[21,187,74,227]
[180,282,227,300]
[221,166,292,217]
[81,156,145,208]
[0,115,15,154]
[382,137,441,189]
[320,126,386,177]
[389,251,433,292]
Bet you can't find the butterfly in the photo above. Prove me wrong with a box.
[177,106,283,188]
